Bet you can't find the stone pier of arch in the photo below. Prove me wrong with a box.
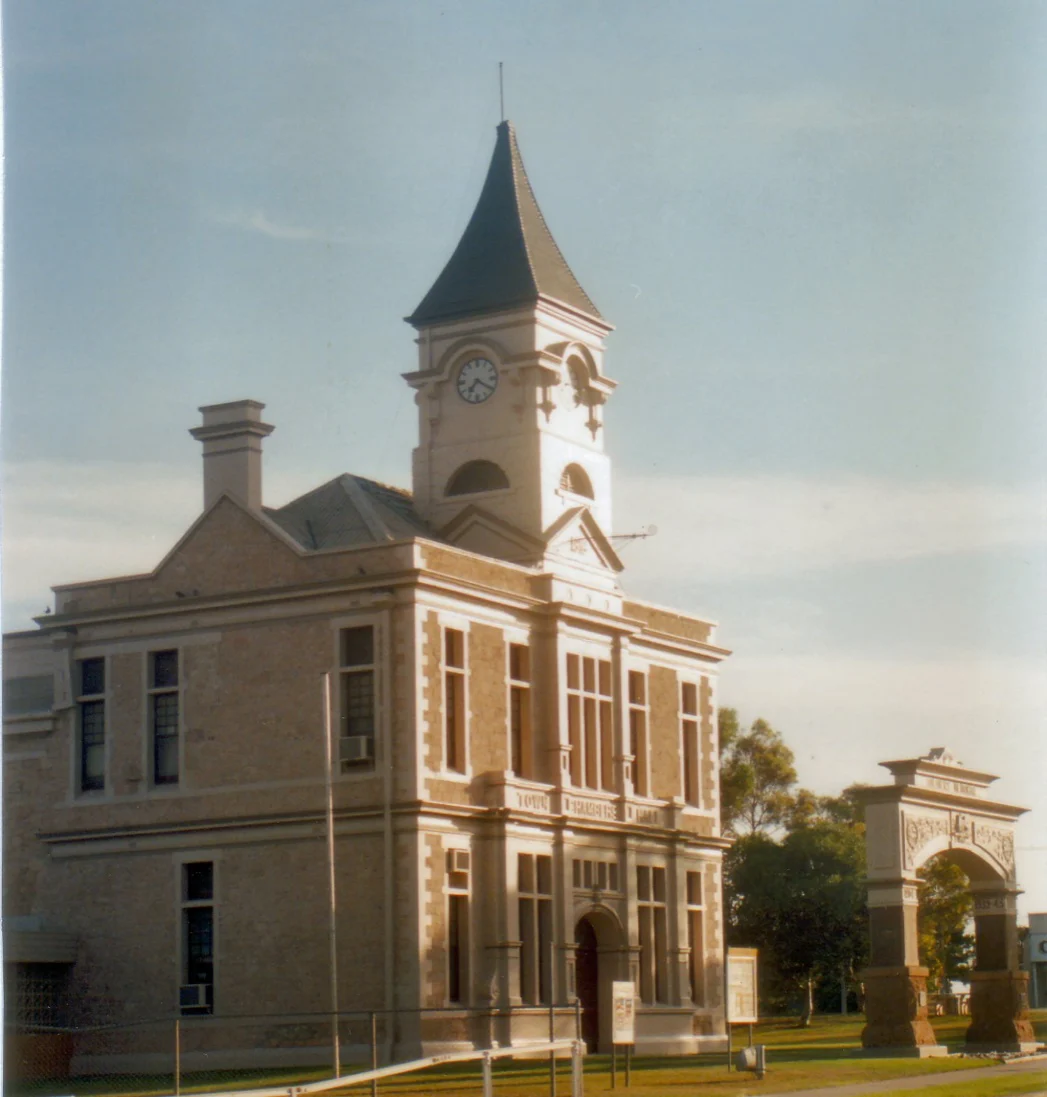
[858,749,1037,1055]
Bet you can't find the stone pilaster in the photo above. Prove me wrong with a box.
[861,883,942,1053]
[861,965,940,1051]
[967,889,1036,1050]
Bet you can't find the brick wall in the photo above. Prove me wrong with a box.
[647,664,680,801]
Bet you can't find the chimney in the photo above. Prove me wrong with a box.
[189,400,275,511]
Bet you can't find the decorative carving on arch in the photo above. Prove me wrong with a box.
[903,814,949,869]
[902,809,1016,879]
[975,822,1016,872]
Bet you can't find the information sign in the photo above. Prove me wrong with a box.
[726,948,759,1024]
[611,981,636,1044]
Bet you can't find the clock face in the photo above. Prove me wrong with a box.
[456,357,498,404]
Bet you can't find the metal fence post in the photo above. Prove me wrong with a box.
[482,1050,493,1097]
[574,998,581,1041]
[370,1011,378,1097]
[548,999,556,1097]
[611,1043,616,1089]
[174,1017,181,1097]
[571,1040,583,1097]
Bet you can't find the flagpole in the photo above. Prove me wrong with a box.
[323,672,341,1077]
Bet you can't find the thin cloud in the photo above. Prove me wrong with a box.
[208,206,353,244]
[0,460,318,629]
[616,473,1047,583]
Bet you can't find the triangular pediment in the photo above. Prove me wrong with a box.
[149,493,313,598]
[439,505,545,565]
[543,507,624,573]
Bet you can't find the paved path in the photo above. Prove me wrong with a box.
[770,1055,1047,1097]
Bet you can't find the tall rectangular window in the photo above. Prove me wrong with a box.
[150,650,180,785]
[687,870,705,1006]
[518,853,553,1005]
[637,865,668,1005]
[444,629,466,773]
[509,644,531,778]
[565,654,613,790]
[628,671,648,797]
[180,861,214,1015]
[77,658,106,792]
[446,851,470,1004]
[339,626,376,770]
[681,682,700,807]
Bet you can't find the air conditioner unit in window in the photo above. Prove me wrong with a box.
[179,983,210,1009]
[448,849,470,875]
[340,735,373,765]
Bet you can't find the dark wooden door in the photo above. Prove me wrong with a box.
[575,918,599,1051]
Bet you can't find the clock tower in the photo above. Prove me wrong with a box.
[404,121,620,582]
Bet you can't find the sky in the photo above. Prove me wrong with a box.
[2,1,1045,916]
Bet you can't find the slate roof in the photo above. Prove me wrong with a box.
[406,121,604,327]
[265,474,431,551]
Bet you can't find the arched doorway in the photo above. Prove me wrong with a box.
[575,917,600,1051]
[574,907,626,1053]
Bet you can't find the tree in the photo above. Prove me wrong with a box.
[718,708,798,835]
[917,855,974,993]
[726,816,867,1025]
[784,784,867,830]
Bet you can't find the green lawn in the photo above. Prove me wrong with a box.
[887,1073,1047,1097]
[8,1012,1046,1097]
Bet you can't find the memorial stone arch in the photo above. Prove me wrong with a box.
[859,748,1036,1054]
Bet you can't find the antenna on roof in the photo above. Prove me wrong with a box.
[499,62,505,122]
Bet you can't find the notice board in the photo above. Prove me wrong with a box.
[726,948,758,1024]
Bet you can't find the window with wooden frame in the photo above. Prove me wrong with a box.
[150,650,180,786]
[681,682,701,807]
[637,865,668,1005]
[686,870,705,1006]
[509,644,532,778]
[444,629,466,773]
[572,857,620,894]
[339,626,376,771]
[180,861,214,1015]
[446,850,470,1004]
[518,853,553,1005]
[77,657,106,793]
[565,654,613,790]
[627,670,648,797]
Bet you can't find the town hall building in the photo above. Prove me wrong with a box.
[3,121,731,1073]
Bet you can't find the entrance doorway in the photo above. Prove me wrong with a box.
[575,917,599,1051]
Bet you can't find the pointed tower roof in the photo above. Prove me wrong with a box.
[407,121,605,328]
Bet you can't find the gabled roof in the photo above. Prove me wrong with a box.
[406,121,604,328]
[265,474,431,550]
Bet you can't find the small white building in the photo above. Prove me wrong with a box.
[1023,913,1047,1008]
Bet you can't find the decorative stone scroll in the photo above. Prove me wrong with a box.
[974,823,1016,872]
[903,814,948,869]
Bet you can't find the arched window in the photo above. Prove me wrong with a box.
[560,463,594,499]
[567,357,588,405]
[446,460,510,497]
